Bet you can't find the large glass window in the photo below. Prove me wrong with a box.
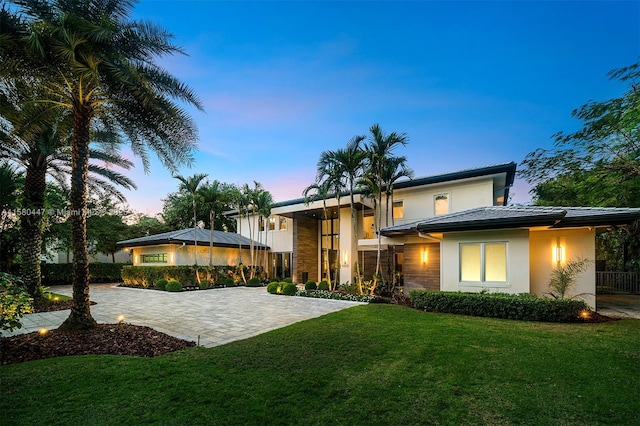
[271,252,291,279]
[269,217,276,231]
[435,194,449,215]
[279,217,287,231]
[141,253,167,263]
[321,218,340,282]
[459,242,507,283]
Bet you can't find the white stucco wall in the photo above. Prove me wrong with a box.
[236,214,292,253]
[391,177,495,226]
[440,229,530,294]
[132,244,255,267]
[529,228,596,309]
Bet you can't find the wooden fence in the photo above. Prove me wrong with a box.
[596,272,640,294]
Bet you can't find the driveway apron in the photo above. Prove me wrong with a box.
[2,284,364,347]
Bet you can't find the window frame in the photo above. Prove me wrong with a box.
[459,242,508,286]
[140,253,168,264]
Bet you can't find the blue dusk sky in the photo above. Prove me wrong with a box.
[119,0,639,216]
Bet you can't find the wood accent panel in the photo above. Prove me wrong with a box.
[359,248,391,281]
[293,215,319,283]
[403,243,440,292]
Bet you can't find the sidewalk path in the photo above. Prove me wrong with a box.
[2,284,364,347]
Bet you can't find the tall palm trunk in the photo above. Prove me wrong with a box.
[350,188,363,294]
[20,160,46,298]
[60,105,97,330]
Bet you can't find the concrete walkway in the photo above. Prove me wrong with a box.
[1,284,364,347]
[597,294,640,319]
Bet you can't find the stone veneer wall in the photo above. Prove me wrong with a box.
[292,215,319,283]
[403,243,440,291]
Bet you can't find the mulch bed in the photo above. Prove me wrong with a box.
[1,298,195,366]
[1,323,196,365]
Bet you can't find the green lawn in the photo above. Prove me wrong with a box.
[2,305,639,425]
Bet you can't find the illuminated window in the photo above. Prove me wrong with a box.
[393,201,404,219]
[279,217,287,230]
[140,253,167,263]
[459,243,507,283]
[269,217,276,231]
[434,194,449,215]
[259,218,265,232]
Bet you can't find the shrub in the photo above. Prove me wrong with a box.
[247,277,262,287]
[318,280,329,291]
[166,280,183,292]
[199,281,210,290]
[305,280,317,290]
[0,272,33,331]
[409,290,589,323]
[281,282,298,296]
[155,279,168,291]
[295,290,377,303]
[223,277,235,287]
[267,282,280,294]
[41,263,127,285]
[283,277,293,283]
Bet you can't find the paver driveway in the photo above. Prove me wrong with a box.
[3,284,364,347]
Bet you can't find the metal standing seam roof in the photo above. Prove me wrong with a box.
[380,206,640,235]
[117,228,269,249]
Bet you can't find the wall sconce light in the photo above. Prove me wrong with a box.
[553,246,564,263]
[422,249,429,264]
[342,251,349,266]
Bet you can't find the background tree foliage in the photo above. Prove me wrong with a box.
[521,61,640,271]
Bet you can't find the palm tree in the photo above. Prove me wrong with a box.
[0,162,22,271]
[199,180,233,269]
[254,187,273,279]
[1,0,202,330]
[303,180,332,287]
[366,124,409,292]
[1,100,135,297]
[318,136,367,293]
[174,173,208,267]
[316,154,346,289]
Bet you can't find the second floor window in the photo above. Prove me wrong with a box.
[435,194,449,215]
[393,201,404,219]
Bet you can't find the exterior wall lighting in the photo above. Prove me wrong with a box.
[553,246,564,263]
[342,251,349,266]
[422,249,429,264]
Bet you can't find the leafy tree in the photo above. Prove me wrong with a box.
[521,61,640,272]
[1,0,202,330]
[520,61,640,186]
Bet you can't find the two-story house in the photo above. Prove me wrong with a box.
[234,162,640,308]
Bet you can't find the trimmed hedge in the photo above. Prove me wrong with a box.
[304,281,317,290]
[121,265,239,288]
[41,263,127,285]
[318,281,329,291]
[409,290,590,323]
